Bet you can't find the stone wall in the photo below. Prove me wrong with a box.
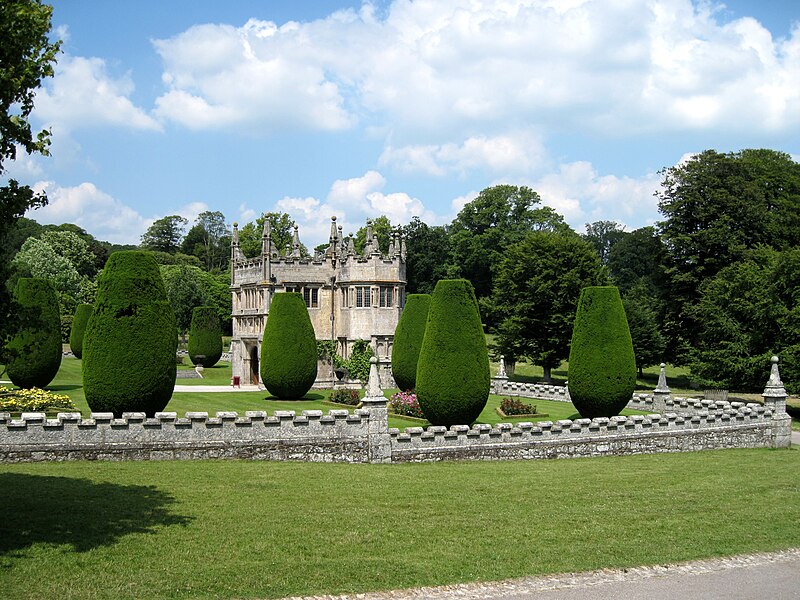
[0,359,791,464]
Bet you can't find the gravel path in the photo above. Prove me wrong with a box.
[278,549,800,600]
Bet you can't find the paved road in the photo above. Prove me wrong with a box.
[280,550,800,600]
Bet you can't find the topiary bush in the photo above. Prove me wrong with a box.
[260,292,317,399]
[416,279,490,426]
[82,251,177,416]
[391,293,431,391]
[69,303,92,359]
[5,278,62,389]
[187,306,223,367]
[568,286,636,418]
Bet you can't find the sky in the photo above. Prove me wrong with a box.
[11,0,800,247]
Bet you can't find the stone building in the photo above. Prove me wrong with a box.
[229,216,406,387]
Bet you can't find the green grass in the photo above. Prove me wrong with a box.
[1,449,798,599]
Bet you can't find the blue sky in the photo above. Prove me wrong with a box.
[12,0,800,246]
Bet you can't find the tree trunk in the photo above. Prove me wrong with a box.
[543,365,552,383]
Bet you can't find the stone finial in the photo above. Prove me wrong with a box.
[497,355,508,378]
[232,222,240,245]
[329,216,338,243]
[262,219,271,238]
[763,356,787,399]
[655,363,670,394]
[366,356,382,398]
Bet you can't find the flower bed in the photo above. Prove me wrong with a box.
[495,397,548,419]
[389,391,425,419]
[0,386,76,413]
[326,388,361,406]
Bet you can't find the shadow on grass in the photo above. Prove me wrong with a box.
[0,473,192,554]
[509,373,568,386]
[46,384,83,392]
[264,393,325,401]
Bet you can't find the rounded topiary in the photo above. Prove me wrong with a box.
[260,292,317,399]
[188,306,223,367]
[82,251,177,416]
[391,294,431,391]
[416,279,490,426]
[69,304,93,359]
[5,278,62,389]
[568,286,636,418]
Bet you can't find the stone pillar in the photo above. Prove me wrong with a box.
[360,357,391,463]
[762,356,791,448]
[493,355,509,395]
[652,363,671,414]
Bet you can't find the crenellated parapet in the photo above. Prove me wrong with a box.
[0,408,382,464]
[389,403,780,462]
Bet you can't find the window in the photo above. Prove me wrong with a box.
[379,286,393,307]
[355,286,371,308]
[285,286,300,293]
[341,287,350,308]
[303,287,319,308]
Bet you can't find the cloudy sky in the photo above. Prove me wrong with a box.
[14,0,800,246]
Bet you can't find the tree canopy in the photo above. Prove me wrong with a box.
[492,231,606,382]
[140,215,189,254]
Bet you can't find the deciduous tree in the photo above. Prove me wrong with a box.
[140,215,188,254]
[492,232,606,382]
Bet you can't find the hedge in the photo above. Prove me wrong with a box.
[188,306,223,367]
[82,251,177,416]
[416,279,489,426]
[568,286,636,418]
[5,278,62,389]
[391,294,431,391]
[69,304,93,359]
[260,292,317,399]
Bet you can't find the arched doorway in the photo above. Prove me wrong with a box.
[249,344,259,385]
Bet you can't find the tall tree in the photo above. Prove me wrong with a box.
[606,226,666,295]
[492,232,606,382]
[353,215,393,255]
[160,264,211,340]
[691,246,800,394]
[448,185,571,322]
[401,217,451,294]
[583,221,626,265]
[238,212,305,258]
[0,0,61,362]
[181,210,230,272]
[657,149,800,361]
[140,215,188,254]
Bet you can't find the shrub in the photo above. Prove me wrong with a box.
[260,292,317,399]
[568,286,636,418]
[69,304,92,359]
[416,279,490,426]
[5,278,62,389]
[0,386,76,413]
[499,397,537,416]
[391,294,431,391]
[82,251,177,416]
[388,391,425,419]
[346,339,374,382]
[187,306,223,367]
[329,389,361,406]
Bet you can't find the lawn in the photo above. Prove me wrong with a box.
[1,449,798,599]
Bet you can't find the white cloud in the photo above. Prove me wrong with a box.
[380,133,548,176]
[533,162,662,229]
[153,19,353,132]
[34,55,161,132]
[148,0,800,139]
[327,170,386,209]
[27,181,149,244]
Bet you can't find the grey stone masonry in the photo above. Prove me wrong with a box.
[0,358,791,464]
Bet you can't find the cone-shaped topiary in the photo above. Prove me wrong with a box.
[391,294,431,391]
[568,286,636,418]
[82,251,177,416]
[188,306,223,367]
[416,279,489,426]
[260,292,317,399]
[69,304,92,359]
[6,278,62,389]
